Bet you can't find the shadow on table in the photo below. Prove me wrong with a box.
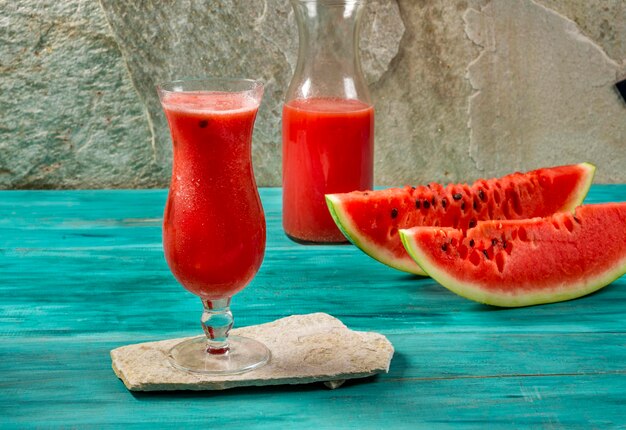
[395,271,624,313]
[465,281,622,312]
[129,372,392,400]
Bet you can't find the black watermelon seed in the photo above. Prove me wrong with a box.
[473,200,478,210]
[573,216,581,224]
[423,200,431,209]
[469,239,475,247]
[411,186,416,190]
[441,198,448,208]
[478,189,486,201]
[482,250,490,259]
[453,193,463,201]
[391,208,398,219]
[502,240,507,249]
[441,243,448,252]
[491,238,498,246]
[468,219,477,228]
[461,202,466,211]
[364,192,369,196]
[415,200,421,209]
[199,120,209,128]
[431,197,436,207]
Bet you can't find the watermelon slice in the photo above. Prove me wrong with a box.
[399,203,626,307]
[326,163,595,275]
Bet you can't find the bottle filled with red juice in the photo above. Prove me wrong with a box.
[282,0,374,244]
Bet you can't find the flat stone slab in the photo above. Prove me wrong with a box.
[111,313,394,391]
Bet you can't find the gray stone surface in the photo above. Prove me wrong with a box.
[372,0,480,185]
[465,0,626,183]
[0,0,163,188]
[538,0,626,61]
[2,0,625,188]
[111,313,394,391]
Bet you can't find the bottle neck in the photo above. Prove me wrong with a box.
[287,0,371,104]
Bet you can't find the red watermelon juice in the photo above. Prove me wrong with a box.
[160,91,266,300]
[282,97,374,243]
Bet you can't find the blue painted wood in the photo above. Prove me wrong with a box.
[1,185,626,428]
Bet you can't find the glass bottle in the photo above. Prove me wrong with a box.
[282,0,374,244]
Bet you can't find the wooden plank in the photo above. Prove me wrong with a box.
[3,368,626,428]
[1,185,625,428]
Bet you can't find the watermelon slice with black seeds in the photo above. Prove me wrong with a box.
[326,163,595,275]
[399,203,626,307]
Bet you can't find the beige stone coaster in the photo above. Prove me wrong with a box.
[111,313,394,391]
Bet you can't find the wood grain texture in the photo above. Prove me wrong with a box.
[1,186,625,428]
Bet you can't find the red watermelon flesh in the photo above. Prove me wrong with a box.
[326,163,595,275]
[399,203,626,307]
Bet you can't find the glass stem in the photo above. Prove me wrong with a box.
[201,298,233,355]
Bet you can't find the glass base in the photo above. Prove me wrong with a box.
[167,335,270,375]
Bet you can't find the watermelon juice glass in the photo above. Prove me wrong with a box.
[157,78,269,374]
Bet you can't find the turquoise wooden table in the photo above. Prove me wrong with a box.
[1,186,625,428]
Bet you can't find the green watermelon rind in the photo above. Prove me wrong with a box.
[326,194,426,275]
[326,162,596,277]
[561,162,595,210]
[399,226,626,307]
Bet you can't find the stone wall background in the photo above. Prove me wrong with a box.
[1,0,624,189]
